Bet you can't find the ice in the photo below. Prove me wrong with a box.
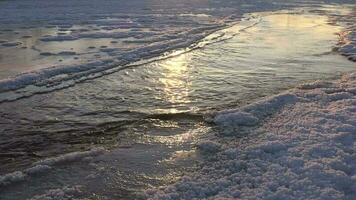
[336,9,356,61]
[0,10,234,103]
[144,72,356,200]
[0,1,354,199]
[0,21,233,103]
[1,1,351,105]
[0,171,26,187]
[40,51,79,56]
[214,111,259,127]
[40,52,55,56]
[24,165,52,175]
[35,147,105,166]
[57,51,77,56]
[0,60,114,93]
[29,186,82,200]
[1,42,21,47]
[196,141,222,154]
[214,93,298,133]
[40,35,78,42]
[298,80,334,89]
[22,35,32,38]
[0,148,105,187]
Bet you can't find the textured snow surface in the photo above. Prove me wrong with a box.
[144,72,356,200]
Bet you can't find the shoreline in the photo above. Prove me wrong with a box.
[0,2,355,199]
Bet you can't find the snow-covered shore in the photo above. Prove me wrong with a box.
[144,72,356,200]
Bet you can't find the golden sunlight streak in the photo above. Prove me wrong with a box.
[158,53,192,106]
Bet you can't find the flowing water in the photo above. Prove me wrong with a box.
[0,4,355,200]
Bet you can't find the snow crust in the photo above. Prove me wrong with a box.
[144,72,356,200]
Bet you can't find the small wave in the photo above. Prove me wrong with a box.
[0,148,105,188]
[0,16,261,104]
[147,112,204,121]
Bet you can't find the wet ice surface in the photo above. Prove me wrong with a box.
[0,1,355,200]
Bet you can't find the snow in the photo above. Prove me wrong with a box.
[0,171,26,187]
[144,72,356,200]
[0,20,232,103]
[3,0,332,103]
[298,80,334,89]
[29,186,82,200]
[336,8,356,61]
[24,165,52,175]
[1,42,21,47]
[0,148,105,187]
[214,93,298,135]
[196,141,222,155]
[0,0,241,101]
[0,1,353,105]
[34,147,105,166]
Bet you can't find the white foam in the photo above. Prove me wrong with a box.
[24,165,52,175]
[196,141,222,154]
[1,41,21,47]
[0,21,239,103]
[0,171,26,187]
[298,80,334,89]
[29,185,82,200]
[0,148,105,187]
[35,147,105,166]
[213,93,298,135]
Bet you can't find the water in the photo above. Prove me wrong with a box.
[0,4,355,200]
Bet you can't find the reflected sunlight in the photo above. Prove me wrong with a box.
[266,13,340,36]
[248,13,343,56]
[158,53,192,105]
[143,125,207,146]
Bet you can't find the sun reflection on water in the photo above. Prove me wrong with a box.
[156,53,193,111]
[225,12,345,60]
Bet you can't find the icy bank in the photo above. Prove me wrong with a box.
[144,72,356,200]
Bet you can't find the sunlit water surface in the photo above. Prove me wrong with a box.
[0,6,355,200]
